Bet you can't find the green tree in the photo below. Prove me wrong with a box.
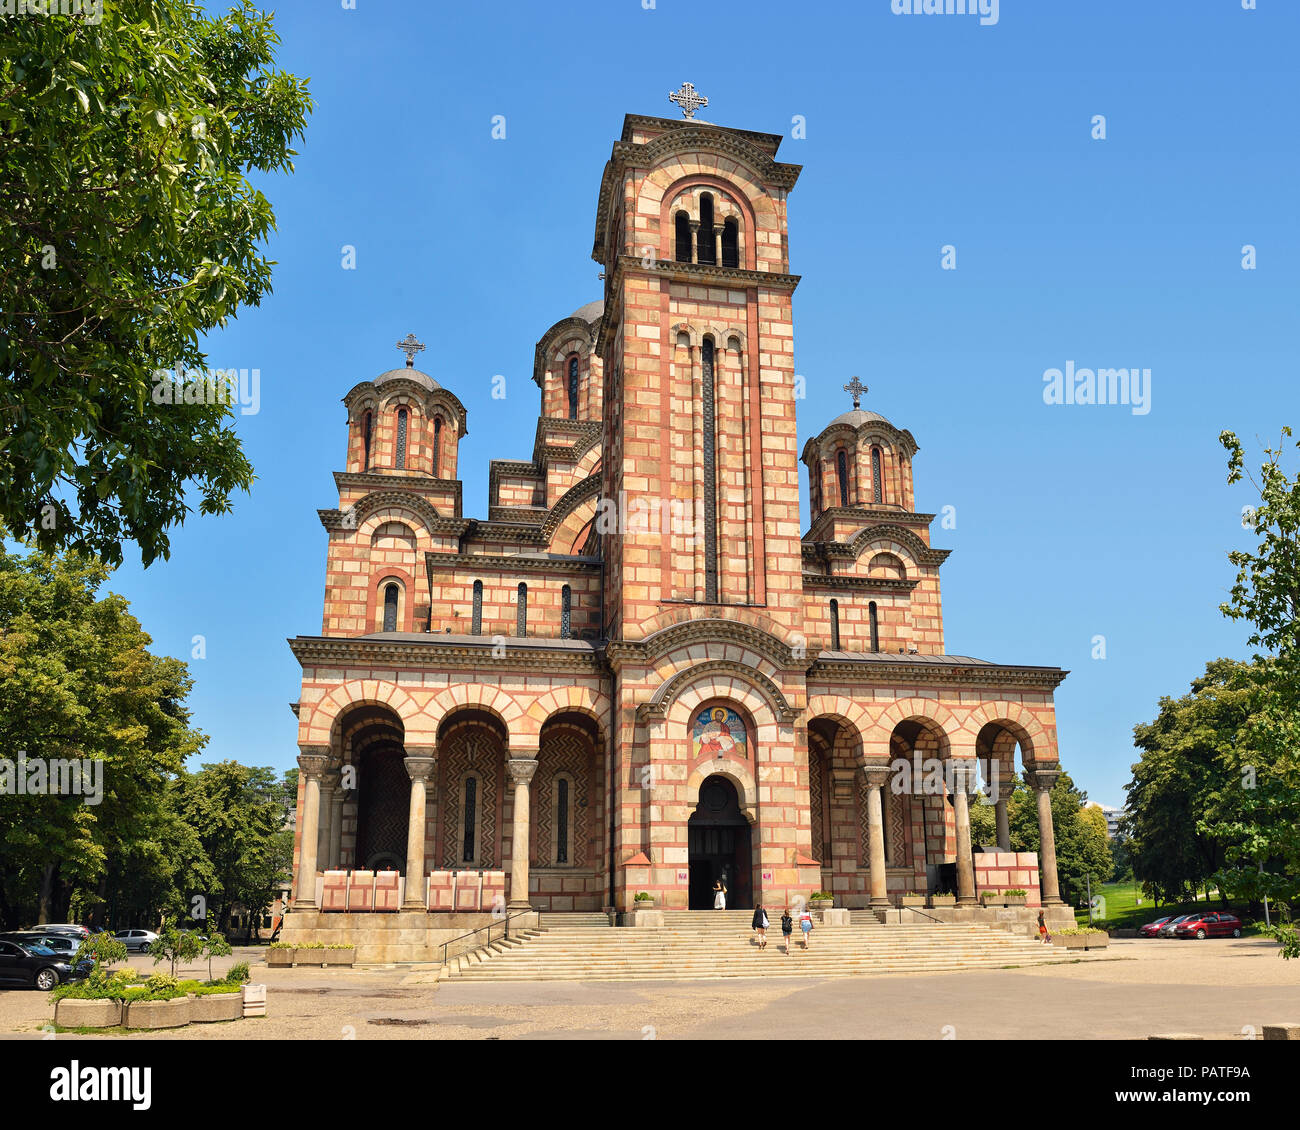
[1123,660,1254,904]
[1214,429,1300,911]
[0,546,205,926]
[0,0,311,566]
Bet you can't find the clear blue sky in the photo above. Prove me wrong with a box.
[101,0,1298,809]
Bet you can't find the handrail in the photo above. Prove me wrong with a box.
[898,903,945,924]
[439,909,536,968]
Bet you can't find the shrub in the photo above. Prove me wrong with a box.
[295,940,326,949]
[145,973,181,994]
[189,982,241,995]
[225,961,251,983]
[267,941,293,950]
[1002,889,1028,897]
[324,943,353,950]
[811,891,833,900]
[633,892,653,902]
[1055,926,1108,936]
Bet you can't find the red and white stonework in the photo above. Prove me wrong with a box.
[285,108,1070,947]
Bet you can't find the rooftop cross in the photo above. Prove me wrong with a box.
[395,333,425,369]
[669,81,708,120]
[843,375,868,410]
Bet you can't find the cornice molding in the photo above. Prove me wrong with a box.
[807,656,1068,690]
[607,617,795,671]
[288,633,605,674]
[638,659,799,723]
[423,550,601,575]
[800,418,919,462]
[801,574,920,594]
[319,489,443,535]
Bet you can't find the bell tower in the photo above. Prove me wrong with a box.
[592,88,804,641]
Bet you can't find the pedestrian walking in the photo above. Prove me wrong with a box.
[1037,909,1052,945]
[780,908,794,955]
[751,903,769,950]
[798,904,814,950]
[712,878,727,910]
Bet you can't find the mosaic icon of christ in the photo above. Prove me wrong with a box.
[694,706,747,759]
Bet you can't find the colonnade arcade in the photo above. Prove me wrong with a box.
[293,702,604,912]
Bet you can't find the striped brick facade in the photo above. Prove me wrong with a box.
[287,110,1069,922]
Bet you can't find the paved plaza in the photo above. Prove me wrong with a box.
[1,937,1295,1041]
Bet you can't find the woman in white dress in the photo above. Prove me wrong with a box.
[712,878,727,909]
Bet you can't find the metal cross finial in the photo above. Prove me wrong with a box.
[843,376,868,410]
[395,333,425,369]
[669,82,709,120]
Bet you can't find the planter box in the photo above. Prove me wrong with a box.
[295,949,327,966]
[1053,934,1109,951]
[189,991,243,1023]
[123,996,191,1030]
[54,998,122,1029]
[929,895,956,907]
[1002,895,1028,907]
[632,899,656,910]
[810,898,834,911]
[900,895,927,908]
[322,948,355,966]
[243,983,266,1018]
[266,949,293,967]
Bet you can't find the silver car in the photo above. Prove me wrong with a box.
[112,928,159,953]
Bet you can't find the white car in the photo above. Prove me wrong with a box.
[112,928,159,953]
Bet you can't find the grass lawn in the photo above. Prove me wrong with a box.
[1074,881,1266,934]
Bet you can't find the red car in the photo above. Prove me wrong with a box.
[1174,912,1243,939]
[1138,916,1174,937]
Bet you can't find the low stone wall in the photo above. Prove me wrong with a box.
[190,992,244,1023]
[873,905,1077,934]
[280,910,509,963]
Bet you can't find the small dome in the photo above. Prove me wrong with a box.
[373,367,440,391]
[570,299,604,324]
[829,408,891,430]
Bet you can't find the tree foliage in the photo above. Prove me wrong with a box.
[0,0,311,565]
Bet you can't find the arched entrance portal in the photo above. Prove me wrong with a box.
[688,775,752,909]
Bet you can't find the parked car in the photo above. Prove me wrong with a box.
[0,939,93,990]
[1174,912,1243,939]
[1138,916,1174,938]
[30,923,90,939]
[1158,914,1198,937]
[112,928,159,953]
[0,932,79,956]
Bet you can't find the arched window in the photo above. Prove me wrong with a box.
[836,450,849,507]
[675,211,692,263]
[567,356,579,420]
[721,217,739,268]
[872,447,883,504]
[561,584,572,639]
[432,416,443,476]
[462,775,478,863]
[516,582,527,637]
[697,193,716,265]
[829,599,841,650]
[382,583,399,632]
[701,336,718,602]
[471,580,483,636]
[395,408,408,469]
[361,411,373,470]
[869,601,880,653]
[556,777,570,864]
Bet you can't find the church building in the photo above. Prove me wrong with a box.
[285,89,1071,956]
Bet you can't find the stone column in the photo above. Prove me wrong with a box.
[1029,768,1063,905]
[952,761,977,905]
[995,795,1010,852]
[862,764,891,908]
[317,769,339,870]
[506,758,539,910]
[688,220,701,265]
[294,749,329,909]
[401,754,436,909]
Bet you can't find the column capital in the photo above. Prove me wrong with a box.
[507,757,539,786]
[860,763,891,790]
[1026,766,1060,791]
[404,756,436,782]
[320,768,341,792]
[297,748,330,779]
[404,744,437,759]
[830,768,857,801]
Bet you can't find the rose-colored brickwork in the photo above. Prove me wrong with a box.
[285,109,1070,934]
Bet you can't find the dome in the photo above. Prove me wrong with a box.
[569,299,604,324]
[828,408,891,430]
[372,367,440,391]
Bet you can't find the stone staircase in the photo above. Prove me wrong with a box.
[445,909,1076,982]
